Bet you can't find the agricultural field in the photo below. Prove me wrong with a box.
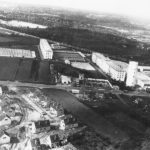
[0,57,53,84]
[0,57,19,81]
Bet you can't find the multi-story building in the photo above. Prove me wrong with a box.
[28,120,51,134]
[126,61,138,87]
[136,72,150,89]
[0,47,35,58]
[92,53,128,82]
[39,39,53,59]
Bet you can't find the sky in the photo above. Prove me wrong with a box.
[2,0,150,21]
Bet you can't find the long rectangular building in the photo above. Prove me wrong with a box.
[39,39,53,59]
[0,47,35,58]
[92,52,128,82]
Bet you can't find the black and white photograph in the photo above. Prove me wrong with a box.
[0,0,150,149]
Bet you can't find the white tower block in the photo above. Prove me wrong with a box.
[126,61,138,87]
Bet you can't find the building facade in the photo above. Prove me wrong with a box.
[0,47,35,58]
[126,61,138,87]
[39,39,53,59]
[92,53,127,82]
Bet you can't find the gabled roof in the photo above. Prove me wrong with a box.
[0,114,11,121]
[34,120,50,129]
[64,117,77,125]
[0,131,9,138]
[50,102,63,111]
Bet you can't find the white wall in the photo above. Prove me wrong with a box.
[40,39,53,59]
[126,61,138,87]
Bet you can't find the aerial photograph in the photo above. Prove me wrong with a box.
[0,0,150,149]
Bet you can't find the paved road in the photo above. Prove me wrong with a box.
[42,88,128,143]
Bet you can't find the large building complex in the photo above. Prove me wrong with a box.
[125,61,150,89]
[136,72,150,89]
[92,52,128,82]
[0,47,35,58]
[92,52,150,90]
[39,39,53,59]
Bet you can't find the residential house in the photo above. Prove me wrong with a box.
[31,134,67,150]
[0,114,11,127]
[61,75,71,85]
[0,131,10,144]
[50,134,61,148]
[10,112,22,123]
[50,134,68,148]
[5,107,16,117]
[28,120,50,134]
[59,115,78,130]
[49,102,64,117]
[31,138,41,150]
[10,137,19,144]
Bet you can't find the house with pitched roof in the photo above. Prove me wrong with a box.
[0,113,11,127]
[49,102,64,117]
[31,133,68,150]
[28,120,50,134]
[59,115,78,130]
[0,131,10,144]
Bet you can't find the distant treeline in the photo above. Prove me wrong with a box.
[1,24,150,61]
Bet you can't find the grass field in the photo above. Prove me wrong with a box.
[0,36,16,42]
[0,57,52,84]
[0,57,19,80]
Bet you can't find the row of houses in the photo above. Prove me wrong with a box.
[0,131,19,145]
[27,115,78,134]
[0,114,78,146]
[31,134,68,150]
[0,131,67,149]
[0,103,23,127]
